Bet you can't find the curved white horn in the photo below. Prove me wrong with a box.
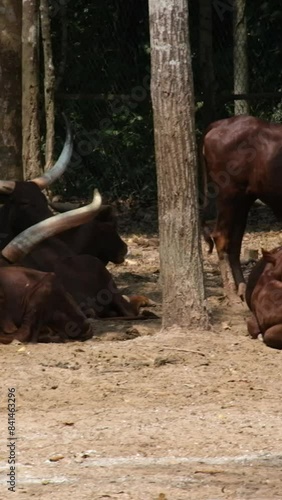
[2,189,102,262]
[32,113,73,189]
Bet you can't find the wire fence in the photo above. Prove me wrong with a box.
[50,0,282,200]
[51,0,154,200]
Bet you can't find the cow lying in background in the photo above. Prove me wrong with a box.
[0,191,104,344]
[0,116,127,265]
[246,246,282,349]
[0,185,128,265]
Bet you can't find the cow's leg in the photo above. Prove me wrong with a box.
[0,332,16,344]
[246,314,261,339]
[0,296,18,333]
[123,295,156,315]
[263,325,282,350]
[212,197,254,299]
[14,309,42,343]
[212,201,238,297]
[228,197,255,299]
[14,276,54,343]
[0,313,17,334]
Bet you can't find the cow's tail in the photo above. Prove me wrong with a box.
[198,137,214,254]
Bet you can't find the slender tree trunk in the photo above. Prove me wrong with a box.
[55,2,68,92]
[22,0,41,179]
[40,0,55,169]
[199,0,215,127]
[0,2,22,180]
[149,0,208,330]
[234,0,249,114]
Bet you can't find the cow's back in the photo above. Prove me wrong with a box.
[204,115,282,196]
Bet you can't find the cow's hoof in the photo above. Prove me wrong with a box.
[237,282,246,301]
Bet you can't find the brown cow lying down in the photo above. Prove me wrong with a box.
[5,235,153,321]
[2,190,154,320]
[0,191,155,343]
[0,191,104,344]
[246,247,282,349]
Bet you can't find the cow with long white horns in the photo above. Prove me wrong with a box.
[0,115,128,265]
[0,191,153,344]
[0,189,102,344]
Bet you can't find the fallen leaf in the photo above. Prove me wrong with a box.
[49,454,64,462]
[17,346,26,353]
[221,322,231,330]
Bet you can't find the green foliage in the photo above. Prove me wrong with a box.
[52,99,156,201]
[49,0,282,202]
[51,0,155,201]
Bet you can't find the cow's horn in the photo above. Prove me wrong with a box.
[0,181,16,194]
[32,113,73,190]
[2,189,102,263]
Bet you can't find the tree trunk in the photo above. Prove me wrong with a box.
[55,2,68,92]
[234,0,249,115]
[0,2,22,180]
[199,0,215,127]
[40,0,55,170]
[22,0,41,179]
[149,0,209,330]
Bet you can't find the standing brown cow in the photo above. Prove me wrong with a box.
[202,115,282,299]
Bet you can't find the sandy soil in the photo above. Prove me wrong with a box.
[1,205,282,499]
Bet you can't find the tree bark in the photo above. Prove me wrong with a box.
[22,0,41,179]
[234,0,249,115]
[0,2,22,180]
[199,0,215,127]
[40,0,55,170]
[149,0,208,330]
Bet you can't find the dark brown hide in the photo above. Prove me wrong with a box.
[0,186,127,265]
[246,247,282,349]
[21,241,149,319]
[0,265,92,344]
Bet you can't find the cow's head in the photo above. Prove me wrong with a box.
[1,189,102,264]
[91,206,128,265]
[3,182,52,236]
[262,247,282,280]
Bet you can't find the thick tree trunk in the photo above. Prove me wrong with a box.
[199,0,215,127]
[22,0,41,179]
[0,2,22,180]
[234,0,249,115]
[149,0,208,330]
[40,0,55,169]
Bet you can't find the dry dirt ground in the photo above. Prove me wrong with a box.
[1,205,282,499]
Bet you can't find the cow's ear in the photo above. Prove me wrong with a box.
[94,205,116,223]
[262,248,275,264]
